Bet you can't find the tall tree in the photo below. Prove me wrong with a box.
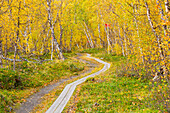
[47,0,64,60]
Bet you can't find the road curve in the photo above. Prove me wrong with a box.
[46,54,111,113]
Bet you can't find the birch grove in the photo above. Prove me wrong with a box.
[0,0,169,111]
[0,0,169,82]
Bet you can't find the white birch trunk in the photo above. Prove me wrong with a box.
[145,2,164,59]
[0,26,3,68]
[123,25,128,56]
[98,24,102,47]
[83,26,93,48]
[14,1,21,70]
[165,0,169,13]
[104,26,112,54]
[47,0,64,60]
[133,4,145,64]
[97,11,102,47]
[59,1,63,51]
[145,1,167,76]
[84,22,94,48]
[69,29,73,51]
[118,23,125,56]
[51,36,54,60]
[59,24,63,50]
[156,0,167,35]
[26,17,31,53]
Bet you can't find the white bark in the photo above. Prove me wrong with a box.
[156,0,167,35]
[133,4,145,63]
[51,35,54,60]
[59,24,63,50]
[104,26,112,54]
[145,2,164,58]
[84,22,94,48]
[83,25,93,48]
[14,1,21,70]
[123,25,128,56]
[165,0,169,13]
[47,0,64,60]
[98,24,102,46]
[145,1,167,76]
[112,28,118,44]
[0,26,3,68]
[58,1,63,50]
[69,29,73,51]
[118,23,125,56]
[97,11,102,47]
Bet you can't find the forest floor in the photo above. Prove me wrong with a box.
[1,49,168,113]
[14,53,101,113]
[63,49,165,113]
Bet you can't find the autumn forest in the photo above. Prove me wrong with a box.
[0,0,170,112]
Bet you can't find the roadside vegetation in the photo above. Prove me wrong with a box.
[0,53,86,112]
[30,53,104,113]
[64,48,169,113]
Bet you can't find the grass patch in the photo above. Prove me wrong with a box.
[0,53,86,112]
[80,48,105,54]
[64,75,157,112]
[31,54,104,113]
[64,48,167,112]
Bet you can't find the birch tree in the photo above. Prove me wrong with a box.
[47,0,64,60]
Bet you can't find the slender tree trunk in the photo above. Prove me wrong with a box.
[14,1,21,70]
[128,24,135,54]
[83,26,93,48]
[0,26,3,68]
[165,0,169,13]
[156,0,170,52]
[26,17,31,53]
[76,43,79,49]
[145,1,167,76]
[69,29,73,51]
[59,1,63,51]
[52,27,64,60]
[5,35,8,67]
[112,28,118,45]
[156,0,167,35]
[81,34,84,49]
[123,25,128,56]
[59,24,63,50]
[51,35,54,60]
[47,0,64,60]
[97,11,102,47]
[93,33,97,48]
[118,23,125,56]
[64,28,67,52]
[165,0,170,51]
[145,2,164,60]
[98,24,103,47]
[104,26,112,54]
[84,22,94,48]
[133,4,145,63]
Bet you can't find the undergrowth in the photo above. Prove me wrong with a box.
[31,52,105,113]
[64,48,169,113]
[0,53,85,112]
[65,76,158,112]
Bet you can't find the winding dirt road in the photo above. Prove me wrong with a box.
[46,54,110,113]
